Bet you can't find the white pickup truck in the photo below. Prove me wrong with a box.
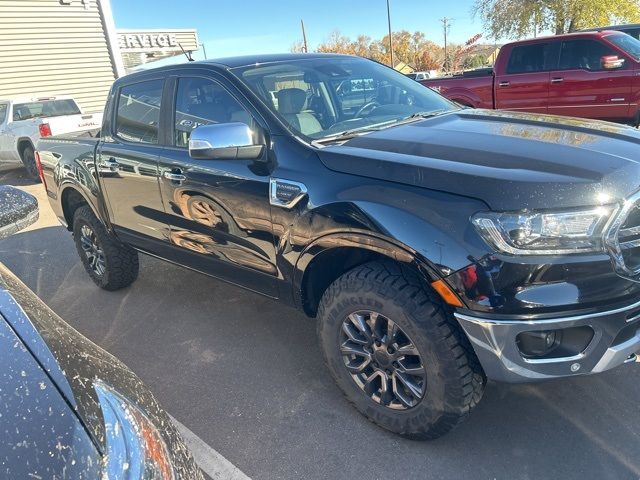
[0,96,102,180]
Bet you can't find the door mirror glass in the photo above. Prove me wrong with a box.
[189,123,264,160]
[0,186,39,240]
[602,55,625,70]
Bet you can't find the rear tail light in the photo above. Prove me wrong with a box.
[34,151,47,189]
[39,123,52,137]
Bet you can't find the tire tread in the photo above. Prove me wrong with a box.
[73,206,139,291]
[317,260,485,439]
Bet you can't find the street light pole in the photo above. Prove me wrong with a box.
[200,42,208,60]
[387,0,394,68]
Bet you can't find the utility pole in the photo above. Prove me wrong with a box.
[441,17,451,72]
[301,19,308,53]
[387,0,394,68]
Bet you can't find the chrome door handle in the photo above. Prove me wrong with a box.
[551,77,564,84]
[498,81,510,87]
[163,171,186,182]
[98,158,119,170]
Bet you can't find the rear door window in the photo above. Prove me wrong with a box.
[506,43,553,74]
[558,40,617,71]
[174,77,253,148]
[115,79,164,144]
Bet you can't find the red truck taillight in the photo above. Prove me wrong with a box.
[34,151,47,189]
[39,123,52,137]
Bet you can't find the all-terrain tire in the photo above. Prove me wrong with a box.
[72,205,139,290]
[21,145,39,181]
[317,261,485,440]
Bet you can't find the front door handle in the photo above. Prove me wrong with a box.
[98,157,119,171]
[551,77,564,84]
[498,81,510,87]
[163,170,186,182]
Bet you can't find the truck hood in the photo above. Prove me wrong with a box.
[0,263,202,478]
[318,109,640,210]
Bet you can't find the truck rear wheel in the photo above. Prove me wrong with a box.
[317,261,485,439]
[72,206,139,291]
[20,145,39,181]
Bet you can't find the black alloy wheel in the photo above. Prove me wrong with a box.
[79,224,106,277]
[340,310,426,410]
[317,261,486,439]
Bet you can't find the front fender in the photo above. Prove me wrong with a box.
[288,187,493,306]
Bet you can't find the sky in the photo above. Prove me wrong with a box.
[110,0,497,61]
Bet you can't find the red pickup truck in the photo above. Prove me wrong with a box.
[421,31,640,125]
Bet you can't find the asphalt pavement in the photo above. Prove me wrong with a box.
[1,166,639,480]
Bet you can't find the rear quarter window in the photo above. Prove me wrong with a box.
[115,80,164,144]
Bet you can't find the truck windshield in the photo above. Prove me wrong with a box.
[606,33,640,61]
[232,57,456,140]
[12,99,81,122]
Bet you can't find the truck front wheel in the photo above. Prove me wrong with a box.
[317,261,485,439]
[20,145,39,181]
[72,206,139,290]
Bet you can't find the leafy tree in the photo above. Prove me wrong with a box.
[463,53,488,70]
[312,30,445,70]
[450,33,483,72]
[475,0,640,38]
[316,31,355,54]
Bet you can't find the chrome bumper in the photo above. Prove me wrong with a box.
[455,301,640,383]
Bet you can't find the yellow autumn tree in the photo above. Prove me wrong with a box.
[475,0,640,38]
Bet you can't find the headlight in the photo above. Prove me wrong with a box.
[95,381,174,480]
[471,206,615,255]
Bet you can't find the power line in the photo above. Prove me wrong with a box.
[441,17,452,72]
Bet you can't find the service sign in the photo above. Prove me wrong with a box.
[121,33,178,50]
[117,29,199,53]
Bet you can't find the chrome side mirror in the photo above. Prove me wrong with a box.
[0,186,39,240]
[189,123,265,160]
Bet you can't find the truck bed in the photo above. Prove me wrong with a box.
[420,73,494,109]
[37,130,102,188]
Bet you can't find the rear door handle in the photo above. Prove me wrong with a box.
[498,81,510,87]
[551,77,564,84]
[163,170,186,182]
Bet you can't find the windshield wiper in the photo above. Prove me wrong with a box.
[406,109,450,120]
[313,119,399,144]
[313,110,452,145]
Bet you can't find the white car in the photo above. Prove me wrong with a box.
[0,96,102,179]
[405,72,431,81]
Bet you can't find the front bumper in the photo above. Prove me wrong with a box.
[455,299,640,383]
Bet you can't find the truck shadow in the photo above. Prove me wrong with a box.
[1,226,638,480]
[0,166,39,187]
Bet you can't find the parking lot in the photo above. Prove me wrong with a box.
[1,165,639,480]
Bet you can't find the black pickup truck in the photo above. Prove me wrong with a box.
[37,53,640,439]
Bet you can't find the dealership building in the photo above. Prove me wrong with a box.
[0,0,198,113]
